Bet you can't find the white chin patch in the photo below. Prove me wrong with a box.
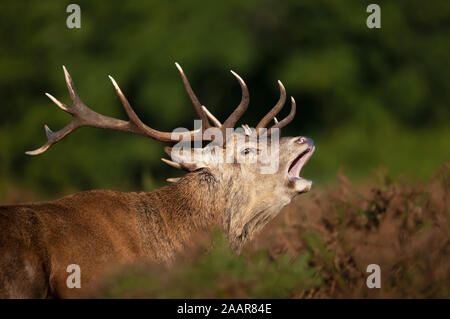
[294,178,312,193]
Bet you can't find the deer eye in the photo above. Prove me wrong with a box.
[241,148,257,155]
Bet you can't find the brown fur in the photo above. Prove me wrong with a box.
[0,170,222,298]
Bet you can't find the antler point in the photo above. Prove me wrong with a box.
[44,126,53,139]
[230,70,245,84]
[161,158,183,170]
[108,75,118,88]
[166,177,181,183]
[25,144,50,156]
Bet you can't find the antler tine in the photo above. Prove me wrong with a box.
[202,105,222,128]
[25,92,76,154]
[256,80,286,129]
[25,121,78,155]
[175,63,211,130]
[45,92,72,114]
[222,70,249,129]
[63,65,80,103]
[161,158,182,169]
[268,97,296,135]
[161,157,197,171]
[26,66,93,155]
[108,75,195,142]
[108,76,143,125]
[26,66,205,155]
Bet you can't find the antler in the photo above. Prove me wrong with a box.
[27,64,295,164]
[256,80,296,135]
[26,66,209,155]
[176,64,250,139]
[270,97,296,131]
[222,71,250,129]
[175,63,211,130]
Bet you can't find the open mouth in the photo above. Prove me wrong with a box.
[287,146,314,182]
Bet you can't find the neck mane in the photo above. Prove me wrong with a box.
[136,169,223,261]
[136,168,279,261]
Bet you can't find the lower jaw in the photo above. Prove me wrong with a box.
[288,176,312,193]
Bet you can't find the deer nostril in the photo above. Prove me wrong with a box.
[296,137,307,144]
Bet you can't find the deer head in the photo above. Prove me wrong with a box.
[27,64,315,251]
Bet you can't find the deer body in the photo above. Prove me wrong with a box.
[0,64,315,298]
[0,171,224,298]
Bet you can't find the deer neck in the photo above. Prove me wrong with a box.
[138,168,277,258]
[136,169,225,261]
[156,169,224,230]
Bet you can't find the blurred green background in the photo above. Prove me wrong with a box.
[0,0,449,201]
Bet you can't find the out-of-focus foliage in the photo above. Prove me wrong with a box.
[98,231,322,298]
[0,0,449,198]
[96,165,449,298]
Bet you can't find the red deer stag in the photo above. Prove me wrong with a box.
[0,64,315,298]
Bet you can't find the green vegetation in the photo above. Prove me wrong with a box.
[0,1,449,199]
[99,232,322,298]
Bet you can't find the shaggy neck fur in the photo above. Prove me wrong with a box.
[138,168,280,259]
